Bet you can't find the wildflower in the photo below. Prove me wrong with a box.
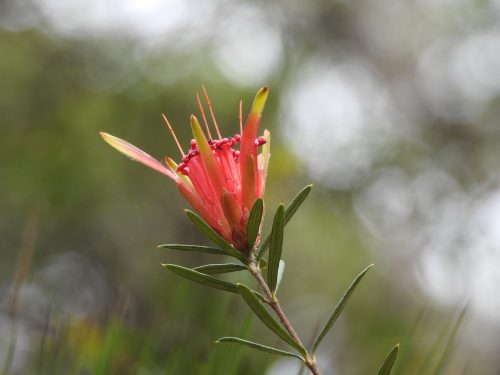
[100,86,270,253]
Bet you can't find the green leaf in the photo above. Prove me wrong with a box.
[378,344,399,375]
[257,185,312,258]
[163,264,238,293]
[267,204,285,296]
[193,263,247,274]
[430,306,467,375]
[247,198,264,251]
[236,283,307,357]
[163,264,266,301]
[158,244,226,255]
[312,264,373,353]
[215,337,304,361]
[185,210,247,264]
[284,184,313,224]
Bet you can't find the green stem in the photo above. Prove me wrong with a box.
[249,259,321,375]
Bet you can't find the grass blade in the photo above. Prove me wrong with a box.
[247,198,264,251]
[378,344,400,375]
[158,244,226,255]
[267,204,285,296]
[163,264,238,293]
[193,263,247,274]
[236,283,307,357]
[216,337,304,361]
[312,264,373,353]
[257,185,312,258]
[431,306,467,375]
[185,210,247,264]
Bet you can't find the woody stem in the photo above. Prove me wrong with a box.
[249,259,321,375]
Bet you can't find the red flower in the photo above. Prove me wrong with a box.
[101,86,270,252]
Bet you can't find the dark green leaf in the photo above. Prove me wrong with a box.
[378,344,399,375]
[185,210,247,264]
[215,337,304,361]
[312,264,373,353]
[193,263,247,274]
[284,184,313,224]
[163,264,238,293]
[158,244,226,255]
[236,283,306,356]
[163,264,265,301]
[267,204,285,296]
[247,198,264,251]
[257,185,312,258]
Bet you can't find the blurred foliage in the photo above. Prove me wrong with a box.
[1,0,499,374]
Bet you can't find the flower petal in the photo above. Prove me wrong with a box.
[241,153,257,213]
[240,86,268,194]
[190,115,225,196]
[100,132,177,180]
[257,129,271,195]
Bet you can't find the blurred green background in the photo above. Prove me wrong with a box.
[2,0,500,374]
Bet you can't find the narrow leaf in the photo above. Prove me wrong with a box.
[216,337,304,361]
[247,198,264,251]
[163,264,238,293]
[194,263,247,274]
[378,344,399,375]
[257,185,312,258]
[236,283,306,356]
[312,264,373,353]
[431,306,467,375]
[158,244,226,255]
[284,184,313,224]
[267,204,285,296]
[185,210,247,264]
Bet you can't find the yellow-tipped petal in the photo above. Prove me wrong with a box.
[100,132,177,180]
[251,86,269,117]
[166,157,193,189]
[258,129,271,193]
[190,115,224,194]
[165,156,178,171]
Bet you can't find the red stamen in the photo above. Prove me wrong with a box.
[196,91,212,139]
[202,84,222,139]
[162,114,185,157]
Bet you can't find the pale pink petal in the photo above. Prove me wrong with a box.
[100,132,177,181]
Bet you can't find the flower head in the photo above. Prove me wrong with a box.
[100,86,270,253]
